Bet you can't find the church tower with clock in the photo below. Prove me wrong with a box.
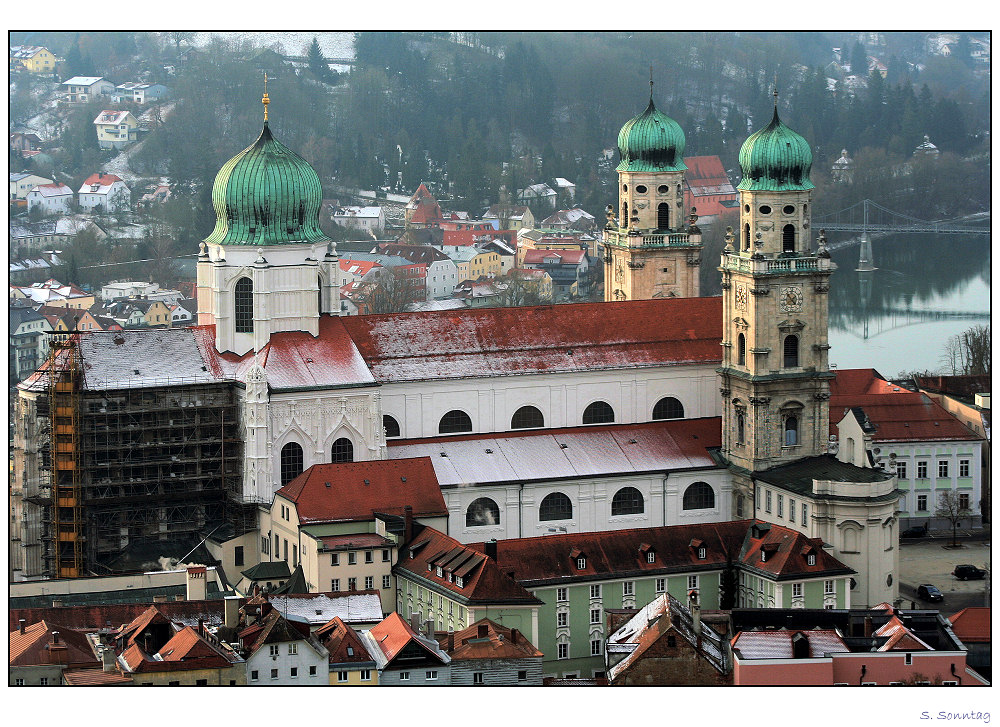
[604,81,702,302]
[718,91,837,480]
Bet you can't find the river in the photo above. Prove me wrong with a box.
[826,225,990,378]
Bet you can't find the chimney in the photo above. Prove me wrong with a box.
[186,565,207,601]
[19,619,26,634]
[404,505,413,545]
[224,595,241,630]
[447,630,455,652]
[689,590,702,646]
[424,619,434,639]
[174,594,185,601]
[485,539,498,561]
[101,645,116,673]
[410,612,422,633]
[254,584,261,598]
[864,615,873,638]
[198,618,204,636]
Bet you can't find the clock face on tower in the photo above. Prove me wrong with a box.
[735,283,749,311]
[780,286,803,312]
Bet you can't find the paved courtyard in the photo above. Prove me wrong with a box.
[897,535,991,610]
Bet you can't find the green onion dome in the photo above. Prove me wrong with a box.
[616,98,687,173]
[737,107,814,192]
[204,122,331,246]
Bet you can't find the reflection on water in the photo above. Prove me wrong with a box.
[827,230,990,377]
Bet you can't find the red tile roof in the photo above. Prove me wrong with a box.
[276,456,447,524]
[9,621,99,668]
[437,618,543,660]
[874,615,933,651]
[367,612,447,665]
[830,369,981,442]
[732,629,848,659]
[948,607,990,643]
[61,667,134,685]
[522,248,587,265]
[9,600,226,633]
[397,526,541,605]
[316,616,376,665]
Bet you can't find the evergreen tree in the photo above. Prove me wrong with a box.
[306,36,332,84]
[64,34,84,77]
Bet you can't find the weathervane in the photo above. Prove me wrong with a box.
[262,72,270,121]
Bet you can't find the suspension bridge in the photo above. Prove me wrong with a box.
[813,199,989,250]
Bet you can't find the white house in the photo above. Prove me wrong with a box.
[61,76,115,103]
[329,205,385,235]
[111,82,169,104]
[26,184,74,215]
[78,173,130,213]
[240,606,329,686]
[10,172,54,200]
[101,281,160,302]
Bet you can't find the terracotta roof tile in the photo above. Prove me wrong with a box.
[316,617,376,665]
[732,629,848,659]
[367,612,449,666]
[437,618,542,660]
[948,607,990,643]
[9,621,99,668]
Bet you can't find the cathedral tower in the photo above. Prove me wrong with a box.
[604,82,702,301]
[196,84,340,356]
[719,93,836,476]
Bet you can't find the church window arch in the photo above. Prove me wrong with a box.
[466,497,501,527]
[439,409,473,434]
[782,224,796,252]
[331,437,354,463]
[280,442,304,486]
[737,333,746,366]
[383,415,401,439]
[683,482,715,510]
[783,335,799,368]
[784,416,799,446]
[735,403,746,445]
[611,487,644,516]
[511,405,544,430]
[652,397,684,420]
[540,492,573,521]
[743,223,751,251]
[234,277,254,333]
[657,203,670,230]
[622,202,628,226]
[582,401,615,425]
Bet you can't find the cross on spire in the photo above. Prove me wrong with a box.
[773,74,779,108]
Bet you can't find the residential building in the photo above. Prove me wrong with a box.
[78,173,131,212]
[441,246,502,281]
[10,45,56,74]
[605,592,731,685]
[541,208,596,232]
[11,172,54,200]
[483,519,853,678]
[451,278,507,307]
[521,248,590,299]
[9,620,101,686]
[61,76,115,102]
[483,203,535,231]
[100,281,160,302]
[517,182,557,209]
[830,368,984,529]
[604,92,702,301]
[10,132,42,156]
[438,618,545,686]
[553,177,576,201]
[10,307,53,383]
[315,616,379,685]
[262,458,449,615]
[93,110,140,150]
[516,227,592,266]
[404,183,445,228]
[329,205,385,235]
[831,149,855,183]
[9,217,100,258]
[360,612,451,685]
[26,184,74,215]
[262,592,385,631]
[110,82,169,104]
[11,279,94,309]
[376,243,459,299]
[731,603,989,686]
[238,604,329,685]
[682,155,738,223]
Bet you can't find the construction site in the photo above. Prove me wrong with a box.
[12,336,252,579]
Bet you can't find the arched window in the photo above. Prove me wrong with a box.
[611,487,644,516]
[737,333,746,366]
[539,492,573,521]
[743,223,751,251]
[784,416,799,447]
[621,202,628,226]
[317,276,324,314]
[383,415,400,439]
[331,437,354,463]
[783,335,799,368]
[682,482,715,510]
[735,408,746,445]
[466,498,500,527]
[782,224,795,252]
[280,442,303,486]
[234,277,254,333]
[657,202,670,230]
[439,410,472,434]
[511,405,544,430]
[582,401,615,425]
[652,397,684,420]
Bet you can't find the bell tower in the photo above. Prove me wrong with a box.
[719,91,836,477]
[604,77,701,302]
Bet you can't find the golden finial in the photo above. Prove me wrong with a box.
[262,72,270,121]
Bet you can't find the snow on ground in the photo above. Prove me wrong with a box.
[179,32,355,59]
[101,101,176,183]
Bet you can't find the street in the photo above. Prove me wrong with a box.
[898,532,991,613]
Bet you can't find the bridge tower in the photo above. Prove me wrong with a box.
[718,90,837,483]
[603,77,702,302]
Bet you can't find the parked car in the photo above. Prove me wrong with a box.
[902,525,927,538]
[916,584,944,602]
[952,564,986,580]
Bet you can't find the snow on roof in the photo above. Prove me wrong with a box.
[62,76,106,86]
[28,183,73,197]
[388,418,722,487]
[732,629,848,660]
[263,592,384,626]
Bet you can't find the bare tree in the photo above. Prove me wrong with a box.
[357,266,424,315]
[942,325,990,376]
[935,489,973,547]
[493,269,547,307]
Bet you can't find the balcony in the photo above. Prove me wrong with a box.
[604,229,700,249]
[721,252,832,275]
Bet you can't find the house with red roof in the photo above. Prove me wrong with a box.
[315,616,379,685]
[77,172,130,212]
[948,607,990,680]
[731,602,988,686]
[26,183,73,215]
[830,368,985,529]
[9,619,102,686]
[263,457,448,614]
[437,618,544,685]
[404,183,445,228]
[115,617,246,685]
[682,155,738,223]
[237,604,328,685]
[360,611,451,685]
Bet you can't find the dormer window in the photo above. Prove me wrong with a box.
[760,550,767,562]
[698,547,706,560]
[456,576,464,588]
[576,557,586,570]
[446,572,453,583]
[436,566,443,578]
[647,551,656,564]
[807,554,816,566]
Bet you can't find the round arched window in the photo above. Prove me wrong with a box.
[331,437,354,463]
[611,487,644,516]
[582,401,615,425]
[439,410,473,434]
[383,415,401,438]
[539,492,573,521]
[466,498,501,527]
[652,397,684,420]
[511,405,544,430]
[682,482,715,510]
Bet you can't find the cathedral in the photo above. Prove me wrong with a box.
[12,85,899,609]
